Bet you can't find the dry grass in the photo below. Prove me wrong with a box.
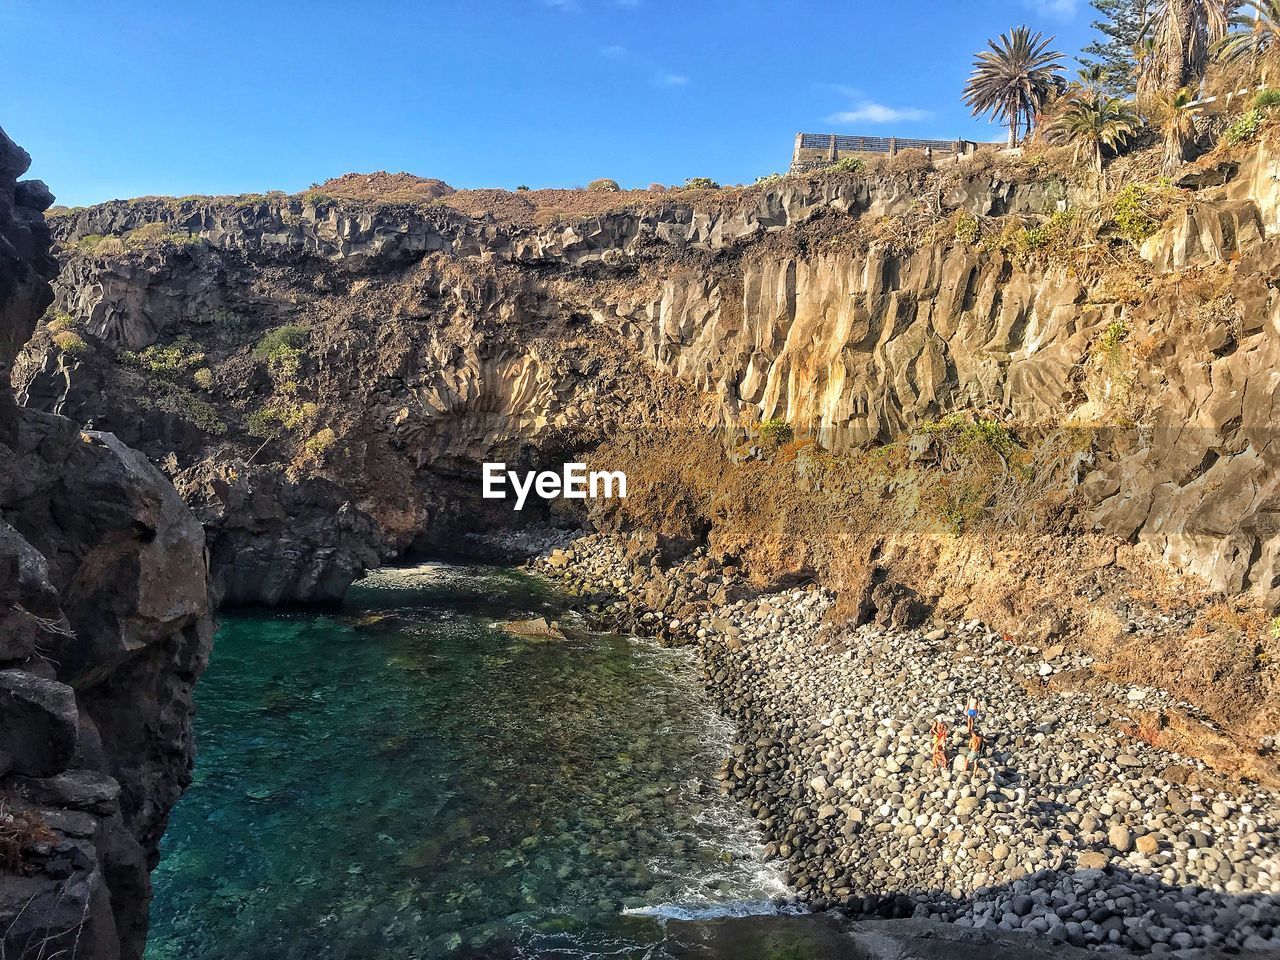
[0,795,56,875]
[310,172,455,203]
[584,405,1278,782]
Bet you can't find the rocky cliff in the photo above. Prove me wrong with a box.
[0,128,213,959]
[15,168,1074,597]
[16,141,1280,761]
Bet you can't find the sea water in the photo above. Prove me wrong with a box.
[146,563,789,959]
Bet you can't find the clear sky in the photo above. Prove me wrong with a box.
[1,1,1099,207]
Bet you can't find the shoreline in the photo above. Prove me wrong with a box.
[531,534,1280,954]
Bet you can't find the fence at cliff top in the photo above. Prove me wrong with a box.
[791,132,1005,172]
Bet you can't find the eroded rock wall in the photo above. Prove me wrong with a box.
[16,147,1280,611]
[0,127,213,960]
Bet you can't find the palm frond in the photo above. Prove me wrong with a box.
[1142,0,1232,94]
[963,26,1066,144]
[1046,94,1141,177]
[1214,0,1279,65]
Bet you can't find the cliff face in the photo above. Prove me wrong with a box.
[13,143,1280,759]
[0,128,213,959]
[20,149,1280,608]
[16,172,1072,600]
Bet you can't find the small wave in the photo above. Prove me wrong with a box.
[621,898,807,921]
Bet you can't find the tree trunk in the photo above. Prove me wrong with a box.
[1008,120,1018,148]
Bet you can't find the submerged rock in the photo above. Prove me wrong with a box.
[500,616,567,641]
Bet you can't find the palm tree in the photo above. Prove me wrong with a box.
[1131,35,1159,92]
[1148,86,1200,169]
[1216,0,1280,84]
[1047,94,1141,188]
[1139,0,1231,96]
[1075,63,1111,95]
[964,27,1066,147]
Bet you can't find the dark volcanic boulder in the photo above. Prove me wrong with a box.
[0,670,78,776]
[175,458,392,605]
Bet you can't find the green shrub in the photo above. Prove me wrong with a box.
[269,350,301,382]
[587,178,621,192]
[921,413,1018,461]
[953,212,980,245]
[245,408,278,438]
[1225,109,1264,146]
[52,330,89,357]
[253,325,308,381]
[126,370,226,434]
[1111,184,1160,245]
[759,418,794,445]
[123,222,203,251]
[74,234,107,254]
[1255,89,1280,110]
[44,311,77,334]
[209,308,247,333]
[303,427,337,458]
[683,177,720,190]
[1011,210,1075,258]
[246,398,318,438]
[121,336,206,378]
[170,391,227,435]
[283,400,317,429]
[193,367,214,389]
[830,156,865,174]
[231,193,278,209]
[914,413,1025,531]
[253,325,307,360]
[1093,319,1129,366]
[754,172,786,186]
[516,184,530,191]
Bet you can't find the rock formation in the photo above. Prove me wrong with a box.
[0,127,213,959]
[13,139,1280,777]
[20,150,1280,611]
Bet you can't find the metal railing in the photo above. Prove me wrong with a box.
[796,133,982,155]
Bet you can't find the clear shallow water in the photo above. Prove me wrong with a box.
[147,563,788,960]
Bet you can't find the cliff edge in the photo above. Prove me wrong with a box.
[0,127,213,959]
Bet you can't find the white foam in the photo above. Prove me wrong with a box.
[621,898,806,921]
[360,561,501,591]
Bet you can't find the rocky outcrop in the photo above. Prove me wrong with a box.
[0,127,213,959]
[0,130,56,399]
[173,459,391,605]
[12,145,1280,727]
[23,152,1280,610]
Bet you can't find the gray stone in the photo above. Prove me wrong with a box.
[0,670,78,777]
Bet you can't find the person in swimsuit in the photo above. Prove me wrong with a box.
[965,695,981,733]
[931,719,949,771]
[961,730,984,775]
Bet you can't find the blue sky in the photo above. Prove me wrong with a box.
[1,1,1098,206]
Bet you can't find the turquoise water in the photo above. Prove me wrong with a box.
[146,563,787,960]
